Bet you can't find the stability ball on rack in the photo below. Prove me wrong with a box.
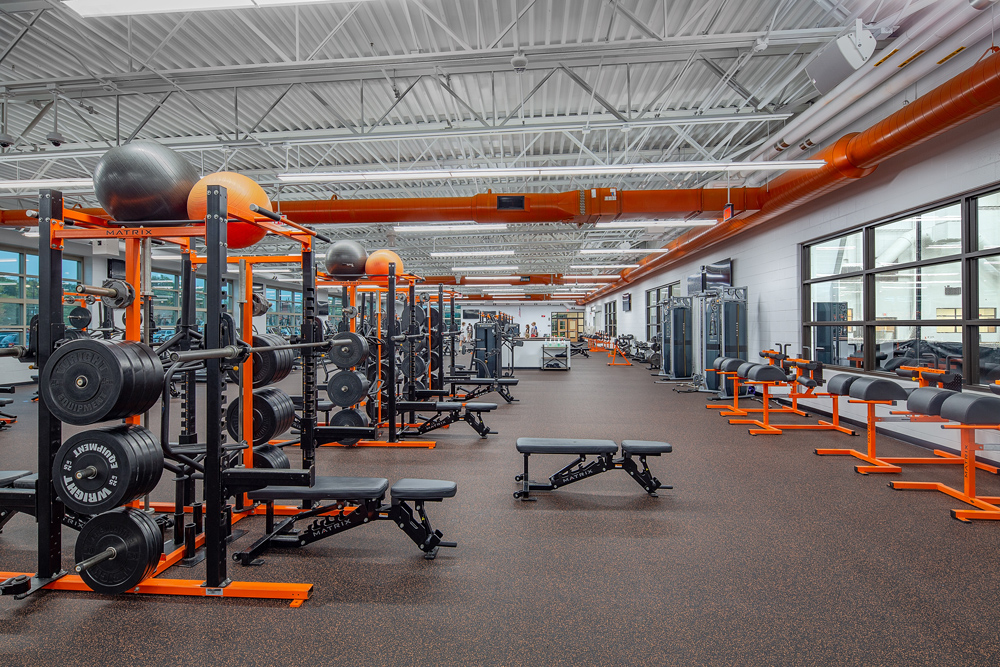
[186,171,270,249]
[325,241,368,279]
[365,249,404,284]
[93,141,199,222]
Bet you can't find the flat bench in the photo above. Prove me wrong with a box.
[513,438,672,501]
[396,401,499,438]
[235,475,458,564]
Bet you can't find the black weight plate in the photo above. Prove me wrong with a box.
[252,444,290,469]
[53,425,161,514]
[401,354,427,379]
[41,339,156,425]
[75,507,162,595]
[329,408,370,446]
[67,306,92,330]
[430,351,441,373]
[329,331,369,369]
[428,308,442,330]
[403,305,426,328]
[226,387,296,446]
[430,331,442,349]
[118,340,166,424]
[59,329,89,342]
[336,320,350,333]
[326,370,370,407]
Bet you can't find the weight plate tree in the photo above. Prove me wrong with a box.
[74,507,164,595]
[40,338,164,425]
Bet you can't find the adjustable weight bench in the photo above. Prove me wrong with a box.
[0,387,16,429]
[397,401,499,438]
[513,438,672,501]
[234,476,458,564]
[448,377,519,403]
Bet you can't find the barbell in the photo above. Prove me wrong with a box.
[74,507,163,595]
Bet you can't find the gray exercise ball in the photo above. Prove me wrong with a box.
[93,140,199,222]
[324,240,368,278]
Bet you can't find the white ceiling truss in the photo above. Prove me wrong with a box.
[0,0,941,285]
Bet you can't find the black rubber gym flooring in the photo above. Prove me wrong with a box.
[3,356,1000,666]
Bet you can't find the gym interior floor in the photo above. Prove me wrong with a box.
[2,357,1000,666]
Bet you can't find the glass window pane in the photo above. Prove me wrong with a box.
[0,274,21,298]
[151,272,179,308]
[0,250,20,273]
[874,204,962,267]
[874,262,962,321]
[62,259,80,281]
[0,329,23,347]
[979,327,1000,384]
[979,191,1000,250]
[0,302,22,326]
[979,256,1000,317]
[24,254,37,276]
[809,276,862,322]
[809,232,863,278]
[811,325,864,367]
[877,326,962,372]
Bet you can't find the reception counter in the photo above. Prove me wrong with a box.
[502,337,572,370]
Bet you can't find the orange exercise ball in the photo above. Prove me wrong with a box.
[365,249,404,283]
[187,171,270,249]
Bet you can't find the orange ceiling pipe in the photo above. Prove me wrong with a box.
[585,48,1000,303]
[0,187,762,227]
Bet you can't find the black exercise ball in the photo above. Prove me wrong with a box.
[93,140,199,222]
[324,240,368,278]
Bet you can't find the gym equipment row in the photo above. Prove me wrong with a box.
[702,346,1000,522]
[0,184,458,606]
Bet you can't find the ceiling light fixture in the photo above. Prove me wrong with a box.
[63,0,370,17]
[594,219,717,228]
[463,276,522,282]
[569,264,640,269]
[277,160,824,184]
[394,224,508,232]
[579,249,671,254]
[451,265,518,272]
[431,250,516,257]
[560,275,620,280]
[0,178,93,190]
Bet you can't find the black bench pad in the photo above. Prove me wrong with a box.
[736,362,760,378]
[13,473,37,489]
[516,438,618,455]
[497,378,518,385]
[826,374,859,396]
[747,365,788,383]
[398,401,498,412]
[621,440,672,455]
[719,358,746,373]
[849,377,908,402]
[0,471,31,487]
[0,398,12,407]
[391,479,457,501]
[940,394,1000,425]
[249,476,388,502]
[907,387,956,416]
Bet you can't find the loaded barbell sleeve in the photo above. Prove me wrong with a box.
[75,283,120,298]
[0,345,27,358]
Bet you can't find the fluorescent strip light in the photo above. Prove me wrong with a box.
[579,249,670,254]
[569,264,640,269]
[463,277,522,282]
[561,275,619,280]
[395,224,508,232]
[276,160,825,184]
[0,178,93,190]
[594,220,716,228]
[452,266,518,272]
[64,0,252,17]
[431,250,516,257]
